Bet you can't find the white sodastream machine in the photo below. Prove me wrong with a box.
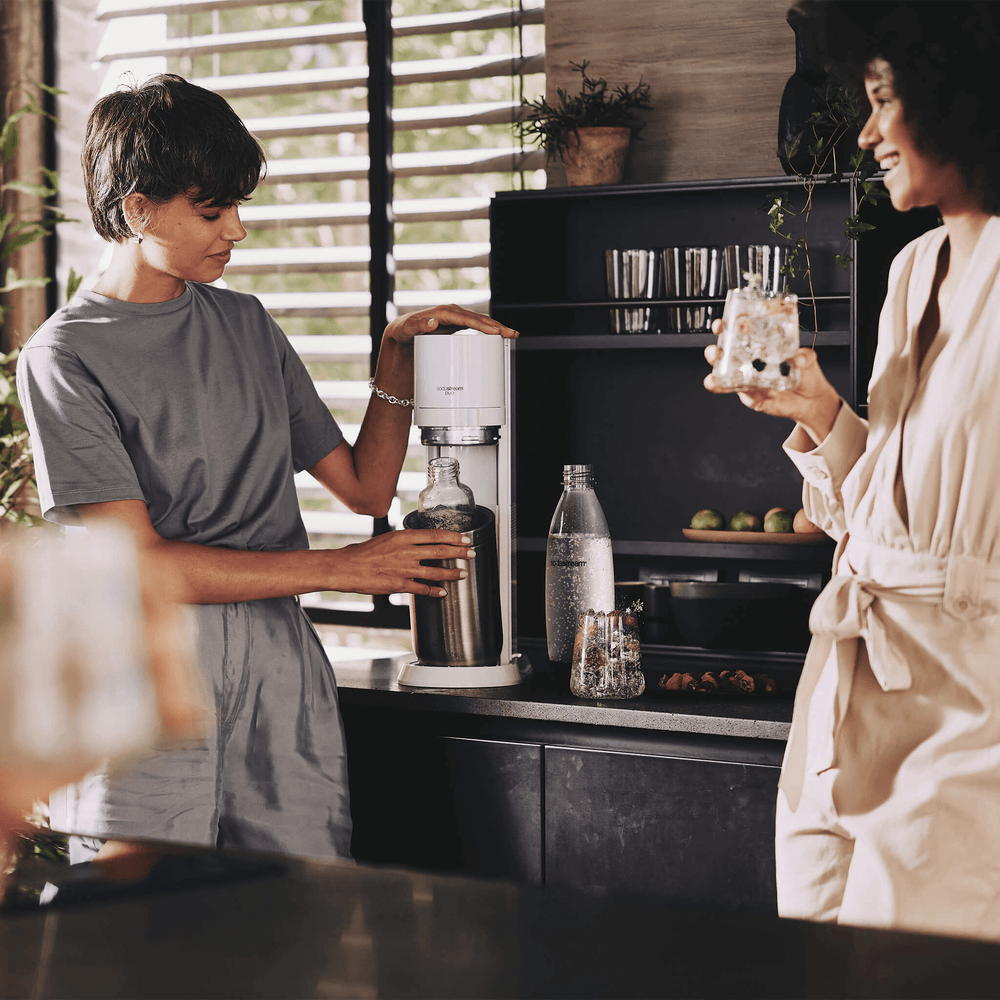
[396,329,526,688]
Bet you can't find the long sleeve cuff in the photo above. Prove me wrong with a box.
[782,400,868,497]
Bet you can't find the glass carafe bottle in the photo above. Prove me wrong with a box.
[544,464,614,663]
[417,457,476,532]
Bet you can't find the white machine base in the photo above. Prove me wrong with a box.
[397,660,523,689]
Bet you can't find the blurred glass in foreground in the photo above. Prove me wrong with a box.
[0,524,206,859]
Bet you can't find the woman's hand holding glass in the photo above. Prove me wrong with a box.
[703,318,843,446]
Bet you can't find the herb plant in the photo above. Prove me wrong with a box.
[514,60,653,162]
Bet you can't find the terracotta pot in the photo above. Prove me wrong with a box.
[561,126,631,186]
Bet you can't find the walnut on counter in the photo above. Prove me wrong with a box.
[659,667,780,695]
[727,669,755,694]
[696,671,719,693]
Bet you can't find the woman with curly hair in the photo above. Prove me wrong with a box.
[706,2,1000,940]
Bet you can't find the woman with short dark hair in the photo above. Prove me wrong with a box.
[706,1,1000,941]
[18,74,517,866]
[82,74,266,244]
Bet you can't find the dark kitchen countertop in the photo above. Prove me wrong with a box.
[330,638,795,742]
[4,839,1000,1000]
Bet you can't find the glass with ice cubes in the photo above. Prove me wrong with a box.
[712,283,800,392]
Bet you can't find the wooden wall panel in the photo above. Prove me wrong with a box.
[1,0,48,350]
[544,0,795,185]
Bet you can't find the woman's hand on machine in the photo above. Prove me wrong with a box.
[331,528,475,597]
[383,304,519,346]
[702,318,842,443]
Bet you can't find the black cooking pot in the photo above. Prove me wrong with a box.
[668,581,814,652]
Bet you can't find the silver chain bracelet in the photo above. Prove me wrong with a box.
[368,377,414,409]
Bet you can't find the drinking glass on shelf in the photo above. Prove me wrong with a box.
[605,248,659,333]
[661,246,727,332]
[724,245,789,294]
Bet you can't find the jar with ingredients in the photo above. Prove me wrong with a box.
[544,464,614,663]
[417,456,475,532]
[569,608,644,699]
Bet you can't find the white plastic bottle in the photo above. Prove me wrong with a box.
[544,464,614,663]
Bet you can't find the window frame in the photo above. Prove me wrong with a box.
[50,0,542,632]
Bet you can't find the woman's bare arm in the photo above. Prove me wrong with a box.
[78,499,473,605]
[309,305,518,517]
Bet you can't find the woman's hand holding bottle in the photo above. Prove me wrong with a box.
[330,528,475,598]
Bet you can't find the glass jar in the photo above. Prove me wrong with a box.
[569,608,644,699]
[417,457,476,532]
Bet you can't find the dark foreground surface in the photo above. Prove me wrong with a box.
[3,840,1000,999]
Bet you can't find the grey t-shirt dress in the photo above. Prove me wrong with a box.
[17,282,353,859]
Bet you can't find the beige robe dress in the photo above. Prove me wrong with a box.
[775,218,1000,941]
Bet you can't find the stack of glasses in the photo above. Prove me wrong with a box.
[724,245,790,293]
[604,243,791,335]
[604,248,658,333]
[661,245,728,332]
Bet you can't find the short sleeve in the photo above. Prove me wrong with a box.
[17,346,145,524]
[271,317,344,472]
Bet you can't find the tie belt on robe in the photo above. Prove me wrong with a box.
[779,538,1000,811]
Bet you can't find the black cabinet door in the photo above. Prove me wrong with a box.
[544,747,780,913]
[343,706,543,883]
[439,736,543,883]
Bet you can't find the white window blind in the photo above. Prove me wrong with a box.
[85,0,545,622]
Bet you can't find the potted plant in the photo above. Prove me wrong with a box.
[514,61,652,186]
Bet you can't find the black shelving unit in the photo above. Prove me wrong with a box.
[490,175,935,648]
[513,331,851,351]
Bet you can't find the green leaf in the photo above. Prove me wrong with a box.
[0,97,45,164]
[41,210,77,225]
[0,273,50,293]
[66,267,83,301]
[2,180,57,199]
[1,478,24,506]
[836,253,854,269]
[0,228,50,261]
[845,219,876,239]
[0,116,18,164]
